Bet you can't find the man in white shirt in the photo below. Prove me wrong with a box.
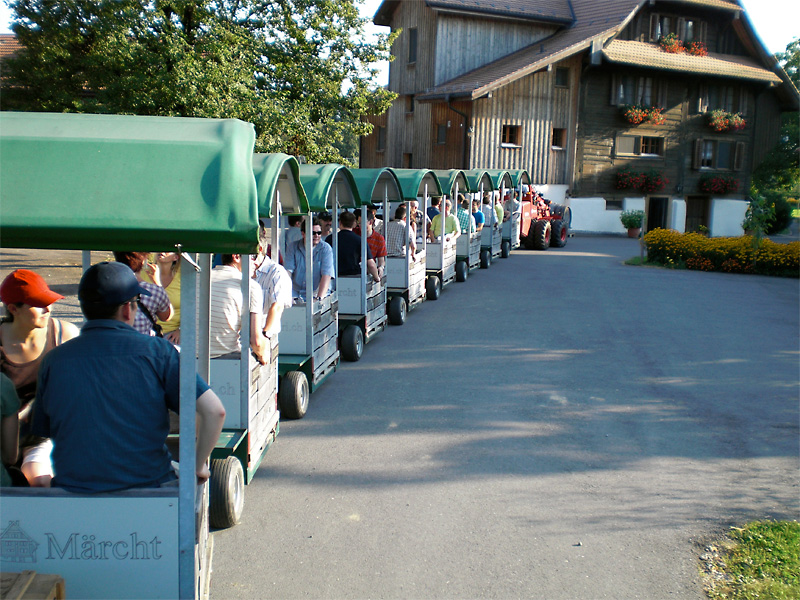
[254,252,292,340]
[209,254,266,364]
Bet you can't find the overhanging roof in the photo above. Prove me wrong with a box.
[374,0,574,28]
[603,40,783,83]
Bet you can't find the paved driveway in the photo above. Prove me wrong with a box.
[210,236,799,599]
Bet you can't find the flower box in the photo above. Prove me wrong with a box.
[658,33,683,54]
[708,109,746,133]
[686,41,708,57]
[698,174,739,194]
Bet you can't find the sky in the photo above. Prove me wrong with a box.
[1,0,797,88]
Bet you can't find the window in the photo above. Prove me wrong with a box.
[552,128,566,149]
[405,95,415,114]
[436,124,447,145]
[555,67,569,88]
[408,28,417,64]
[376,126,386,152]
[697,84,749,115]
[693,139,745,170]
[501,125,520,147]
[649,14,706,43]
[616,134,665,157]
[611,75,667,108]
[403,153,413,168]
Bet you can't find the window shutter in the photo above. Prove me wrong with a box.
[634,136,642,156]
[738,88,749,116]
[677,18,686,40]
[649,14,659,42]
[734,142,745,171]
[692,139,703,169]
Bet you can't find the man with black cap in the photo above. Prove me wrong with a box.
[31,261,225,493]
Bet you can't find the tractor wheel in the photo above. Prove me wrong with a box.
[480,249,491,269]
[533,220,551,250]
[279,370,309,419]
[501,240,511,258]
[426,275,441,301]
[523,225,537,250]
[387,295,406,326]
[209,456,244,529]
[341,324,364,362]
[551,220,568,248]
[455,260,468,282]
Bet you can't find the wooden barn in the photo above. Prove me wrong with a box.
[359,0,798,236]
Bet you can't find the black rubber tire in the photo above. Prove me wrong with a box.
[533,220,551,250]
[426,276,441,301]
[480,249,491,269]
[455,260,468,282]
[387,295,406,326]
[523,224,537,249]
[341,324,364,362]
[551,220,568,248]
[209,456,244,529]
[501,240,511,258]
[279,370,309,419]
[552,204,573,229]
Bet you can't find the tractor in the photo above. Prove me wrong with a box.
[519,189,571,250]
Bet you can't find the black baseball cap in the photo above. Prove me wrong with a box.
[79,261,151,306]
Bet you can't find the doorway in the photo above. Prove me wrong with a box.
[647,196,669,231]
[685,195,710,233]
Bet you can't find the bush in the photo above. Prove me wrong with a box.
[620,210,644,229]
[763,190,794,234]
[643,228,799,277]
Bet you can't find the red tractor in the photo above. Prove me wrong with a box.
[518,190,571,250]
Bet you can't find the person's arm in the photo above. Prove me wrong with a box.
[450,216,461,240]
[195,389,226,484]
[315,275,331,299]
[155,288,174,323]
[249,312,267,364]
[366,258,380,283]
[60,320,81,342]
[262,302,284,338]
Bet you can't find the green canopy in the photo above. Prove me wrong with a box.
[505,170,531,188]
[484,170,513,191]
[346,168,403,205]
[387,169,443,200]
[298,164,359,211]
[0,112,259,253]
[252,153,308,217]
[431,170,470,198]
[463,170,495,194]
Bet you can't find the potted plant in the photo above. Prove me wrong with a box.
[686,41,708,57]
[621,104,649,124]
[658,32,683,54]
[620,209,645,237]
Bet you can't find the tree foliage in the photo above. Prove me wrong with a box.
[1,0,397,165]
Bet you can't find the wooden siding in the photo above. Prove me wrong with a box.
[574,66,758,198]
[434,16,558,86]
[359,112,388,169]
[751,91,781,169]
[427,101,473,170]
[470,56,581,183]
[388,1,438,95]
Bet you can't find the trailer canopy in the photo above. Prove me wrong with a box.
[252,153,308,217]
[298,164,360,211]
[0,112,259,253]
[347,168,403,206]
[463,170,495,194]
[484,170,513,191]
[387,168,443,200]
[431,170,470,199]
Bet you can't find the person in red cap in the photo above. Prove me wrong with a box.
[0,269,80,486]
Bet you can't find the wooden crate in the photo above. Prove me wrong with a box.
[0,571,65,600]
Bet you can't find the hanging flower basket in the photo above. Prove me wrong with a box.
[707,110,746,133]
[640,169,669,193]
[658,33,684,54]
[686,41,708,57]
[647,107,666,125]
[615,166,643,190]
[621,105,667,125]
[698,174,739,194]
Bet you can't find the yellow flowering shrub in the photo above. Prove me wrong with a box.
[643,228,799,277]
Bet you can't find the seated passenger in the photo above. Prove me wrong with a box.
[355,209,387,278]
[429,198,462,242]
[31,262,225,493]
[472,199,485,231]
[427,197,441,220]
[209,254,267,364]
[1,373,20,487]
[335,211,380,282]
[284,219,335,302]
[0,269,80,487]
[254,227,293,341]
[113,252,173,336]
[385,205,417,261]
[456,195,476,234]
[319,212,333,238]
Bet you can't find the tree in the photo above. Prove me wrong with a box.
[2,0,396,165]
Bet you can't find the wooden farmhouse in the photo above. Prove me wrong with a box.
[359,0,799,236]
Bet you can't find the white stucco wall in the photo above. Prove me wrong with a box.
[535,184,568,205]
[568,196,644,234]
[670,199,686,233]
[710,199,748,237]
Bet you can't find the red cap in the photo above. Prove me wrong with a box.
[0,269,64,308]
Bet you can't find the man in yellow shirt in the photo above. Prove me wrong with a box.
[429,198,461,242]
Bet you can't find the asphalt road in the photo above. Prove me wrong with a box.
[207,236,799,600]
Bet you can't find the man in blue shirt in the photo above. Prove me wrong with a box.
[32,261,225,493]
[284,219,335,301]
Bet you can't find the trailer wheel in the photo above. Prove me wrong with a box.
[501,240,511,258]
[209,456,244,529]
[551,220,568,248]
[455,261,468,282]
[387,295,406,325]
[341,324,364,362]
[279,371,309,419]
[480,249,491,268]
[533,220,551,250]
[426,275,441,300]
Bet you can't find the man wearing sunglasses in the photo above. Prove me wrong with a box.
[32,261,225,493]
[284,218,335,302]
